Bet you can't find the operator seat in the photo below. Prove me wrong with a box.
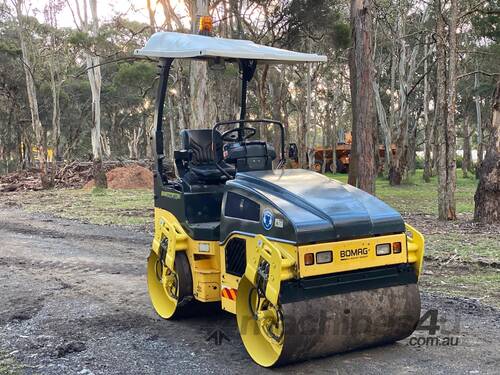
[177,129,235,185]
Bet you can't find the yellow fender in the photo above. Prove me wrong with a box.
[244,235,296,306]
[405,223,425,278]
[152,216,187,270]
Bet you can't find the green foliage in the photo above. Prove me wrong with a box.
[114,62,156,90]
[414,156,424,170]
[330,21,351,50]
[91,187,108,196]
[471,0,499,42]
[68,30,92,48]
[286,0,350,50]
[327,169,478,216]
[0,351,24,375]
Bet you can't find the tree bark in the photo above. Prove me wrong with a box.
[71,0,107,188]
[423,36,432,182]
[306,63,313,170]
[45,2,61,164]
[373,79,391,173]
[473,78,500,223]
[189,0,209,130]
[445,0,458,219]
[298,100,308,168]
[474,70,483,167]
[348,45,358,186]
[407,119,417,175]
[438,0,458,220]
[160,0,184,30]
[146,0,156,32]
[434,0,458,220]
[15,0,49,188]
[462,115,472,178]
[436,0,450,220]
[349,0,376,194]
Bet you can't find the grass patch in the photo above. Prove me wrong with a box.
[3,169,477,226]
[421,270,500,308]
[425,234,500,262]
[0,351,24,375]
[18,188,153,226]
[326,170,477,216]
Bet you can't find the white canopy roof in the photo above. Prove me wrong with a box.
[134,32,327,63]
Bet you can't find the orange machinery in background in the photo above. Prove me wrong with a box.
[289,132,395,174]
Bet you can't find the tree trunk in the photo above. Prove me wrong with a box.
[189,0,209,129]
[146,113,155,160]
[49,57,61,161]
[306,63,313,170]
[298,103,308,168]
[167,95,177,159]
[15,0,49,188]
[473,78,500,223]
[435,0,448,219]
[330,79,341,175]
[348,46,358,186]
[407,119,417,175]
[373,79,392,173]
[389,15,408,186]
[86,0,106,188]
[444,0,458,220]
[255,66,269,139]
[431,91,439,176]
[269,68,285,162]
[462,115,472,178]
[349,0,376,194]
[330,104,338,174]
[423,36,432,182]
[435,0,458,220]
[474,70,483,167]
[146,0,156,32]
[160,0,184,30]
[389,8,428,185]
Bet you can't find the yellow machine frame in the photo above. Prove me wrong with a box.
[152,207,425,315]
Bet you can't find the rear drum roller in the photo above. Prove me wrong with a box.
[147,251,193,319]
[237,277,421,367]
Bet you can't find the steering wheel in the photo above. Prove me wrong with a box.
[221,127,256,142]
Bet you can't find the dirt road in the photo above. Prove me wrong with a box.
[0,207,499,374]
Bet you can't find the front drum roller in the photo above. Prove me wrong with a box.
[147,251,193,319]
[236,276,421,367]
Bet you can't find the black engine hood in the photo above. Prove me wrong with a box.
[226,169,405,244]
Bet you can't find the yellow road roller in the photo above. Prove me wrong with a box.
[135,27,424,367]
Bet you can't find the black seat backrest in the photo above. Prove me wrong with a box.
[177,129,235,187]
[181,129,221,165]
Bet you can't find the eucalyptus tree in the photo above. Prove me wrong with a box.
[67,0,107,187]
[10,0,55,186]
[348,0,376,193]
[472,0,500,223]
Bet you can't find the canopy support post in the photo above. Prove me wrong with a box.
[238,59,257,139]
[154,57,173,180]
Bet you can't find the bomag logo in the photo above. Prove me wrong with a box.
[340,247,369,260]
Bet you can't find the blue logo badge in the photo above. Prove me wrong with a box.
[262,209,274,231]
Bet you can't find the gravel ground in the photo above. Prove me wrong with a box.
[0,207,499,374]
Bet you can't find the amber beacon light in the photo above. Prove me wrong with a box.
[199,16,213,35]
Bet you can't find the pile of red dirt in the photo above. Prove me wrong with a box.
[83,164,153,190]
